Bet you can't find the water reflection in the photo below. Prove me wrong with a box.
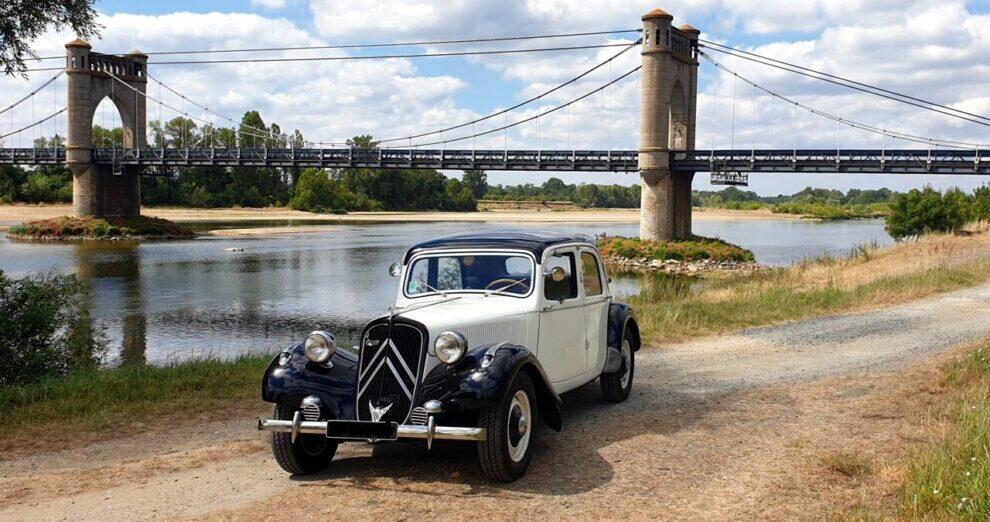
[0,219,893,365]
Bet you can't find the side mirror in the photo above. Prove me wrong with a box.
[388,262,403,277]
[545,266,566,283]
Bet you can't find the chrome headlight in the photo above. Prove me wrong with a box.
[434,331,467,364]
[304,330,336,363]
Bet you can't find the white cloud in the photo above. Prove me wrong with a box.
[3,1,990,193]
[251,0,288,9]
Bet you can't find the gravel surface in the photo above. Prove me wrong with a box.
[2,283,990,520]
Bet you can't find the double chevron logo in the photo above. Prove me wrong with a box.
[357,337,418,402]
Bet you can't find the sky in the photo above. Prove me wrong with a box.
[2,0,990,195]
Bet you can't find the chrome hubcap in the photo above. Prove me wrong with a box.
[507,390,532,463]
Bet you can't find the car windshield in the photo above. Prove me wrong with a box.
[405,254,534,297]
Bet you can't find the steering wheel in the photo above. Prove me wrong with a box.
[485,278,529,292]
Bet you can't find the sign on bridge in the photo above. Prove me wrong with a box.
[710,170,749,186]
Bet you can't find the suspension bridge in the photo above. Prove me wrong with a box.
[1,8,988,241]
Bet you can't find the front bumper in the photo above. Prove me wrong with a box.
[258,413,486,448]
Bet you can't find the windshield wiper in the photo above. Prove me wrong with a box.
[484,278,528,297]
[389,294,462,319]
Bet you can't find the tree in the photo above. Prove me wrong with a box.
[462,170,488,199]
[885,186,973,239]
[1,0,101,76]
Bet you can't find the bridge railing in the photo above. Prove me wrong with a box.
[91,148,641,172]
[676,149,989,175]
[0,148,65,165]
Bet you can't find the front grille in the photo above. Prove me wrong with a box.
[409,407,428,426]
[356,321,426,424]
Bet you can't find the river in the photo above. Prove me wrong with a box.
[0,218,892,364]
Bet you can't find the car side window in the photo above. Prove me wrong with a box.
[544,251,577,301]
[580,251,603,296]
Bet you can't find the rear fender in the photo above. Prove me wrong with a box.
[419,343,562,431]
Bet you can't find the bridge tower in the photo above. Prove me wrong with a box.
[65,39,148,218]
[638,9,699,241]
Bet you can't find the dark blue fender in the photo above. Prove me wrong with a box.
[261,343,360,421]
[418,343,563,431]
[608,301,640,353]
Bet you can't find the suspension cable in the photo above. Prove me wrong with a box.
[377,39,640,145]
[700,51,983,150]
[699,41,990,128]
[29,29,642,61]
[0,108,66,140]
[0,71,65,116]
[406,65,641,148]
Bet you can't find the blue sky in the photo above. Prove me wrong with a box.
[2,0,989,195]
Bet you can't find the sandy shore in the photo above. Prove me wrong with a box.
[0,204,802,235]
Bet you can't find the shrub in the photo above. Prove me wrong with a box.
[885,186,973,239]
[0,270,107,387]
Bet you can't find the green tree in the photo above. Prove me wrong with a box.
[886,186,973,239]
[1,0,100,76]
[973,186,990,222]
[462,170,488,199]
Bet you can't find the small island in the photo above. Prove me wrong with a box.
[599,235,763,275]
[8,215,195,240]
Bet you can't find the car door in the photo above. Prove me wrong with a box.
[537,248,586,383]
[579,249,609,373]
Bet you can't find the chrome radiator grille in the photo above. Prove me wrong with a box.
[356,321,426,424]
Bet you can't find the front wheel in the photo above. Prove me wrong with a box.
[476,372,538,482]
[270,402,337,475]
[601,326,635,402]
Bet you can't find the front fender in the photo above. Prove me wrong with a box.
[261,343,359,421]
[419,343,562,431]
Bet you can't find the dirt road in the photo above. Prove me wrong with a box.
[3,283,990,520]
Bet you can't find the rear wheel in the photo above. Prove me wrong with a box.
[477,372,538,482]
[270,402,337,475]
[601,326,635,403]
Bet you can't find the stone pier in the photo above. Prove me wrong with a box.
[638,9,699,241]
[65,39,148,218]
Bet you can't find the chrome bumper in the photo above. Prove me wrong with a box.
[258,413,486,448]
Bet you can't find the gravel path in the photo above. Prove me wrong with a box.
[3,283,990,520]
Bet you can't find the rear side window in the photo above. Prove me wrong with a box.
[544,251,577,301]
[581,252,603,296]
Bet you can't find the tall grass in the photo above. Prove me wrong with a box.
[900,341,990,519]
[630,261,990,343]
[0,354,271,454]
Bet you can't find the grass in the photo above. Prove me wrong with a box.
[629,228,990,343]
[771,202,888,220]
[899,340,990,519]
[8,215,195,239]
[599,235,756,262]
[0,354,271,455]
[824,451,874,478]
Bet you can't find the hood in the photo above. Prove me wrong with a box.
[394,295,532,351]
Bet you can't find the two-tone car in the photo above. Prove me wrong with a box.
[258,229,640,481]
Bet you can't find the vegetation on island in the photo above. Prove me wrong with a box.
[8,215,195,240]
[599,235,755,262]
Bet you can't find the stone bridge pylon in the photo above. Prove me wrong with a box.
[65,39,147,218]
[638,8,699,241]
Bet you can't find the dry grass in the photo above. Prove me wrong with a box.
[631,228,990,344]
[824,451,874,478]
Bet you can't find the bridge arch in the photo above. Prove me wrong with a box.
[65,39,148,217]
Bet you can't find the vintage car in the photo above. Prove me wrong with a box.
[258,229,640,481]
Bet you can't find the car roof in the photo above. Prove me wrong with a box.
[404,228,596,263]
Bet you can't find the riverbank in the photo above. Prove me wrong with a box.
[0,228,987,457]
[0,204,805,232]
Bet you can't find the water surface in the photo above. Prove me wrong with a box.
[0,218,892,364]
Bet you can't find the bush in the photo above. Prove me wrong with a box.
[886,186,973,239]
[0,271,107,387]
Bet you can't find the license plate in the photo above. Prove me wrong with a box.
[325,420,398,441]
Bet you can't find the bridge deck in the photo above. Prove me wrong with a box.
[1,148,988,175]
